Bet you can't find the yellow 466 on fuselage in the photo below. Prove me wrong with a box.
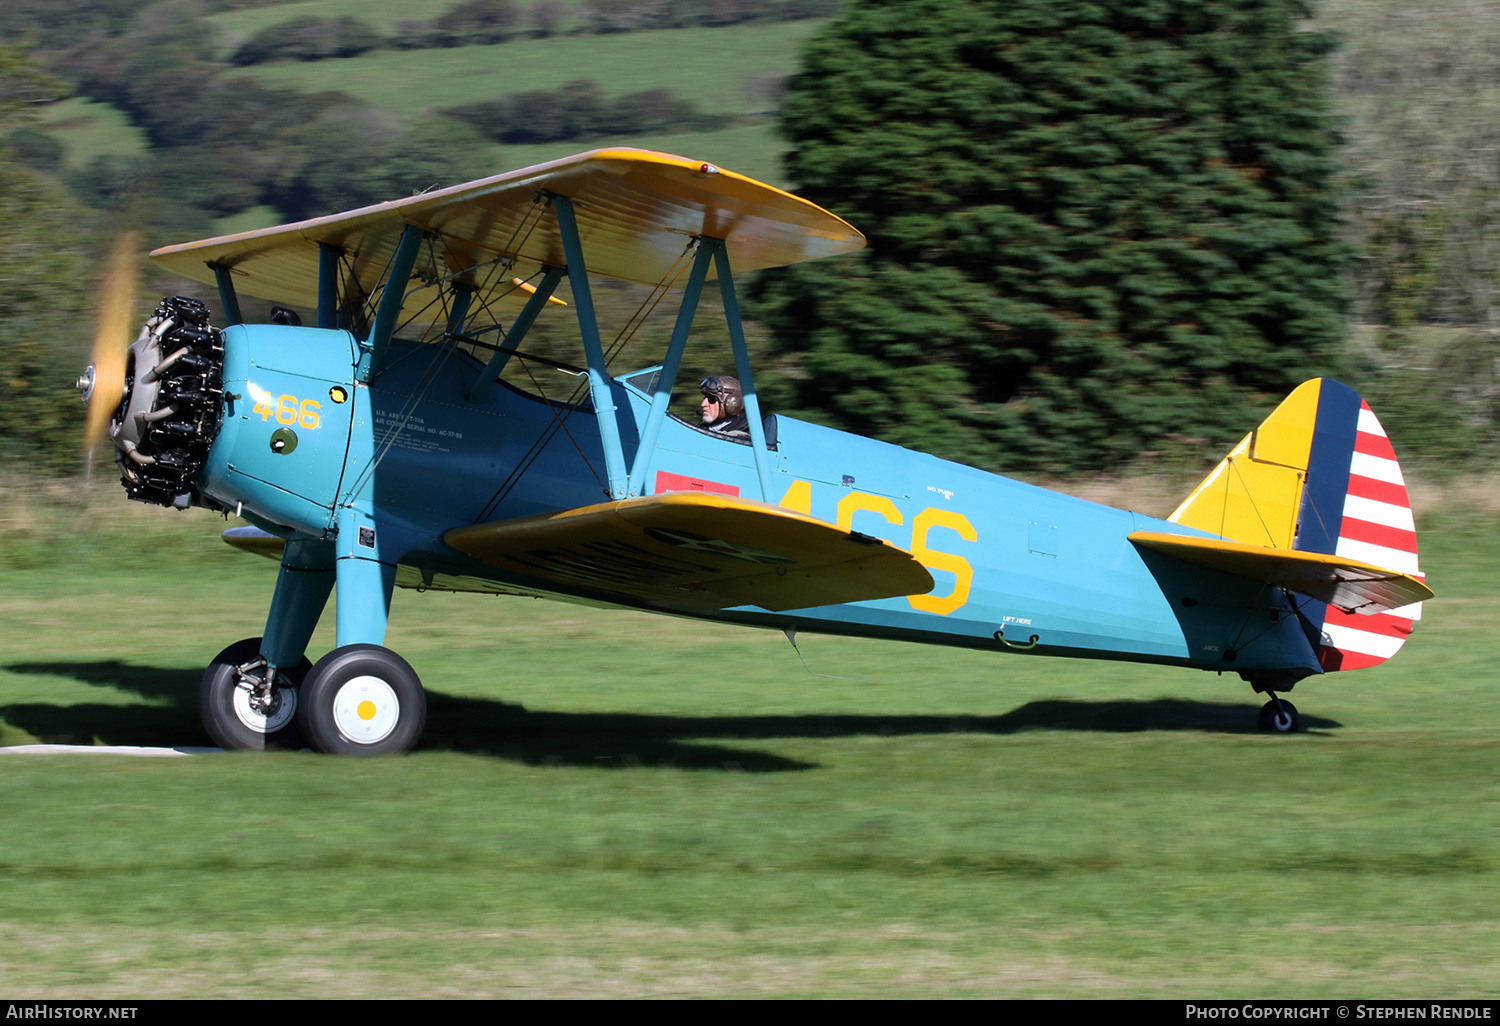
[253,393,321,429]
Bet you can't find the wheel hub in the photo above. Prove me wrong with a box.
[230,677,296,734]
[331,676,400,744]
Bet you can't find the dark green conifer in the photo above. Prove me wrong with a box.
[754,0,1346,473]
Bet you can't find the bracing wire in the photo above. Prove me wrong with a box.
[340,332,462,505]
[340,198,558,504]
[471,237,702,523]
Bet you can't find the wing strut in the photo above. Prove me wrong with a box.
[361,223,424,381]
[713,239,774,502]
[554,195,631,498]
[211,263,243,326]
[620,238,774,502]
[626,240,715,496]
[446,280,474,336]
[467,266,565,402]
[317,243,340,329]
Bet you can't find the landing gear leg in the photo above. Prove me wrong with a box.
[198,537,335,750]
[260,537,335,670]
[294,512,425,755]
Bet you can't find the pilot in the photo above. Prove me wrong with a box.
[700,375,749,437]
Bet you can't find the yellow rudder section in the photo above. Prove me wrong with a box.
[1168,380,1322,548]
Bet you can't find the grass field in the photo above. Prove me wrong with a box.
[0,477,1495,997]
[208,0,592,51]
[35,97,151,171]
[229,22,821,117]
[32,16,816,195]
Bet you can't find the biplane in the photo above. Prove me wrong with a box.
[76,148,1431,755]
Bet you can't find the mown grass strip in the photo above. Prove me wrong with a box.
[1,480,1495,996]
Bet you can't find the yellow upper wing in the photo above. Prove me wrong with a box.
[444,492,934,613]
[150,148,865,316]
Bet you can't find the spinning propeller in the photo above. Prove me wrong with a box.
[75,235,226,507]
[77,232,140,451]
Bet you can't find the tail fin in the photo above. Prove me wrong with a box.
[1168,379,1423,671]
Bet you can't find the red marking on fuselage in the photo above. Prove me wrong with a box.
[654,471,740,497]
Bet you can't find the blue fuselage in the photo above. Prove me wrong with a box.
[202,325,1322,678]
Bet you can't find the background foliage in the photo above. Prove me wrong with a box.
[752,0,1347,473]
[1,0,1498,476]
[0,44,91,473]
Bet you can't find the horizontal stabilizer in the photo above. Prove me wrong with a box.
[444,492,934,612]
[1129,531,1432,614]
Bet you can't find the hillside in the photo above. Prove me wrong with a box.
[5,0,1498,471]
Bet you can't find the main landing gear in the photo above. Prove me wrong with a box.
[200,641,426,756]
[201,638,311,751]
[297,645,427,757]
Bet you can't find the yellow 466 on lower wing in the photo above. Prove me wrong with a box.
[252,394,321,429]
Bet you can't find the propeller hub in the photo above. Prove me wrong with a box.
[76,364,97,403]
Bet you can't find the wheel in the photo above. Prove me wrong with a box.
[201,638,312,751]
[296,645,426,756]
[1258,698,1300,733]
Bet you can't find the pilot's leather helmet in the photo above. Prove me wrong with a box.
[701,375,744,418]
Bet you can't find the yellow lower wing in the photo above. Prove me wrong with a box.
[444,493,935,612]
[1129,531,1432,613]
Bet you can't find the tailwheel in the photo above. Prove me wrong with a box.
[201,638,312,751]
[297,645,426,756]
[1258,697,1301,734]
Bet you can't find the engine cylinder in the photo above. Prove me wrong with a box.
[112,296,226,509]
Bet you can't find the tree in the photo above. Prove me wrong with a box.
[1316,1,1500,449]
[433,0,521,45]
[231,16,383,65]
[443,81,718,144]
[753,0,1347,474]
[266,106,496,221]
[529,0,565,36]
[0,43,94,473]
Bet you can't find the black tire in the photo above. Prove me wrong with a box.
[201,638,312,751]
[1258,698,1300,734]
[297,645,426,756]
